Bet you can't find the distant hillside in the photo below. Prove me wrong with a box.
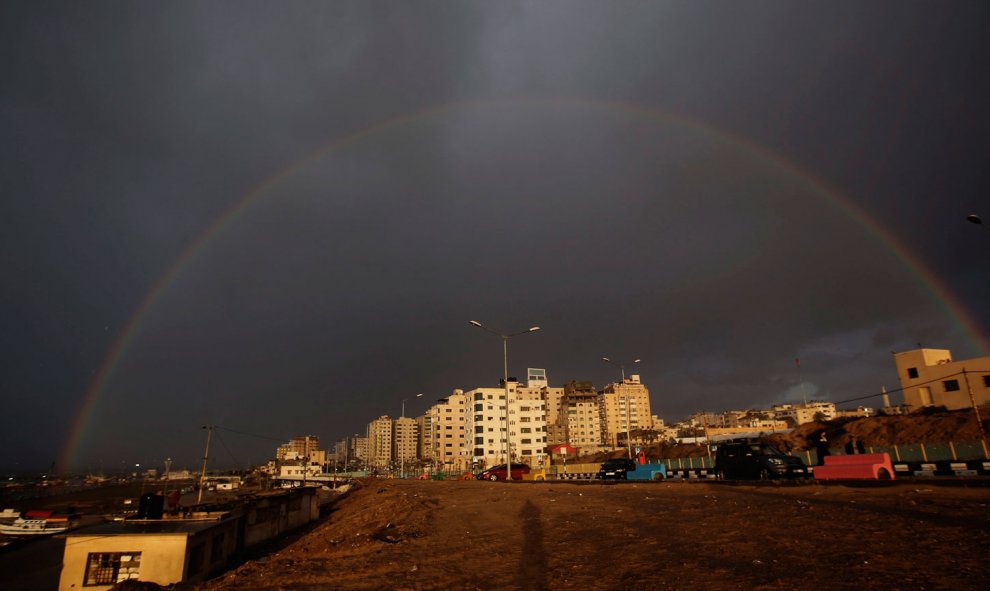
[576,406,989,463]
[766,405,989,452]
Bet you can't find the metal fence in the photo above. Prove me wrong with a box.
[659,439,990,470]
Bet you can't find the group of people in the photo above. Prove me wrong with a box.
[813,431,866,466]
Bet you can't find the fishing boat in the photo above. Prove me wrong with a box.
[0,510,74,537]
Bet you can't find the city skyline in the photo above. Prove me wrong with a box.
[3,3,989,472]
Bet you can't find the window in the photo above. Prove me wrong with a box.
[943,380,960,392]
[85,552,141,586]
[907,367,919,379]
[983,375,990,388]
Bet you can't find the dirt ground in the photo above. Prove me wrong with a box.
[204,479,990,591]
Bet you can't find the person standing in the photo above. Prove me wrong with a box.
[845,435,866,455]
[815,431,830,466]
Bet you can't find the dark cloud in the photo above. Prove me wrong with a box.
[2,2,988,471]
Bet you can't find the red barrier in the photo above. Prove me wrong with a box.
[813,453,895,480]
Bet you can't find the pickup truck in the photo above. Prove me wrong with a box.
[598,458,667,480]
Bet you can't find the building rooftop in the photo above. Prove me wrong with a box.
[63,513,234,537]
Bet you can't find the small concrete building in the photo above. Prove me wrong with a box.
[59,512,238,589]
[895,348,990,411]
[59,487,320,590]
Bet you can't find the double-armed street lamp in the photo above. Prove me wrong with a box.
[602,357,640,459]
[469,321,541,479]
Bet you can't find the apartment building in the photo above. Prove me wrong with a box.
[466,379,547,468]
[598,375,652,448]
[523,370,564,447]
[428,390,470,473]
[560,380,603,450]
[394,417,418,467]
[367,416,393,470]
[275,435,324,476]
[894,348,990,411]
[350,436,368,466]
[417,413,433,461]
[276,435,321,462]
[771,401,836,425]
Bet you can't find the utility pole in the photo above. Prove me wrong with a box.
[162,457,172,501]
[962,368,989,459]
[196,426,213,506]
[303,436,309,487]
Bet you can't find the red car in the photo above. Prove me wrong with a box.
[476,464,531,481]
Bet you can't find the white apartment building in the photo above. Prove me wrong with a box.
[466,379,548,468]
[771,401,836,425]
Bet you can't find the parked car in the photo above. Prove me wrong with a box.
[714,441,808,480]
[476,464,531,481]
[598,458,637,480]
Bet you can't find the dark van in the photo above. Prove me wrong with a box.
[714,441,808,480]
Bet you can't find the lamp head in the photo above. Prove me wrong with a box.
[967,214,983,225]
[469,320,482,327]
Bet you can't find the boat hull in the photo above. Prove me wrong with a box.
[0,519,69,536]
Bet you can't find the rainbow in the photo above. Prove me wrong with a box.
[57,97,989,472]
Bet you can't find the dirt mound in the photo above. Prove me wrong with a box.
[201,479,990,590]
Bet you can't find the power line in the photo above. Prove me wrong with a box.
[213,429,243,469]
[832,369,984,407]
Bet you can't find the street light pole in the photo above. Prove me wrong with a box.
[400,394,423,478]
[470,321,541,480]
[602,357,640,460]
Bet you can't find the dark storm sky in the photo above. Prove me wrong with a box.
[3,2,989,472]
